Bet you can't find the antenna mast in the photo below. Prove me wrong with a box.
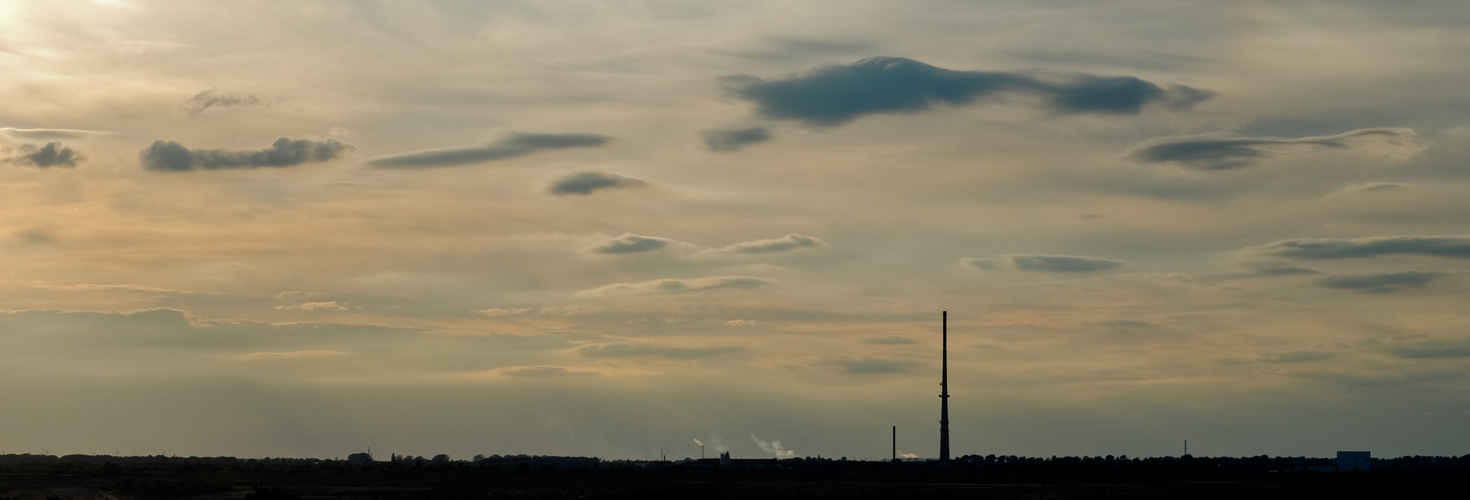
[940,311,950,467]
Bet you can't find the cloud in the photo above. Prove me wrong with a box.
[275,301,349,312]
[1260,350,1334,363]
[1388,339,1470,359]
[178,89,267,115]
[493,365,597,377]
[575,342,746,359]
[1251,266,1321,276]
[714,234,825,254]
[862,336,917,345]
[575,276,773,297]
[1317,271,1446,293]
[537,305,608,316]
[548,171,646,196]
[4,142,82,168]
[1252,236,1470,260]
[368,132,609,168]
[722,56,1210,127]
[702,126,772,152]
[241,350,349,361]
[589,233,674,254]
[473,307,532,317]
[832,357,916,374]
[1330,182,1414,196]
[1,128,108,140]
[962,258,1001,270]
[1125,127,1422,170]
[1008,254,1125,273]
[140,137,352,171]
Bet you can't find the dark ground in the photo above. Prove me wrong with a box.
[3,454,1468,500]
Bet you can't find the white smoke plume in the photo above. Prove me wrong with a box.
[692,438,704,447]
[750,434,796,459]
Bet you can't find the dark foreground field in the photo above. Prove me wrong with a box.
[4,454,1468,500]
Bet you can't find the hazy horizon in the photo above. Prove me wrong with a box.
[2,1,1468,461]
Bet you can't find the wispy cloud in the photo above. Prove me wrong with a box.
[967,254,1125,273]
[491,365,598,377]
[588,233,675,254]
[709,234,825,255]
[832,357,916,374]
[702,126,772,152]
[575,342,746,359]
[241,350,349,361]
[1252,236,1470,260]
[1125,127,1422,170]
[1,128,109,140]
[1317,271,1446,293]
[575,276,773,297]
[178,89,267,115]
[368,132,609,168]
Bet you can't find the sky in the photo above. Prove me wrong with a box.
[2,0,1469,461]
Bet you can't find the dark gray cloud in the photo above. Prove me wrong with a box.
[1125,127,1420,170]
[590,233,671,254]
[702,126,772,152]
[5,142,82,168]
[1009,254,1125,273]
[1317,271,1446,293]
[719,234,824,254]
[721,56,1210,127]
[178,89,267,115]
[548,171,646,196]
[575,342,746,359]
[1253,236,1470,260]
[140,137,351,171]
[369,132,609,168]
[832,357,915,374]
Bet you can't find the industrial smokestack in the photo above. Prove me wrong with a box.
[940,311,950,467]
[892,426,896,462]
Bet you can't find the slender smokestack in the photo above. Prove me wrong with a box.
[940,311,950,467]
[892,426,897,462]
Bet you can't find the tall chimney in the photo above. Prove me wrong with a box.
[940,311,950,467]
[892,426,897,462]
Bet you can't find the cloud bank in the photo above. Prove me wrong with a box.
[369,132,609,168]
[548,171,646,196]
[1252,236,1470,260]
[140,137,352,171]
[1126,127,1422,170]
[722,56,1211,127]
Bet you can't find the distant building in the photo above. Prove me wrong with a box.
[1337,451,1370,472]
